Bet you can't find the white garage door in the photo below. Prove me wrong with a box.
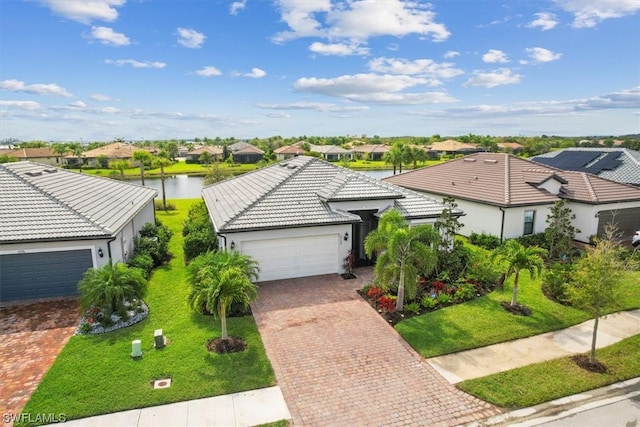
[242,234,339,282]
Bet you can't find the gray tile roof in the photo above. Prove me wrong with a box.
[0,161,157,243]
[532,148,640,186]
[202,156,454,232]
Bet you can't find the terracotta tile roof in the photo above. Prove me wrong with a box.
[0,161,157,243]
[202,156,455,232]
[349,144,390,154]
[429,140,481,152]
[81,142,136,159]
[274,145,304,155]
[385,152,640,207]
[7,147,59,158]
[187,146,223,155]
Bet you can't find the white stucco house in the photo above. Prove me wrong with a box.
[0,161,157,302]
[386,153,640,244]
[202,156,461,282]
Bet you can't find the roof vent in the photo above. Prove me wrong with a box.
[279,162,288,167]
[287,164,298,169]
[463,158,476,162]
[25,171,43,177]
[484,159,498,164]
[44,168,57,174]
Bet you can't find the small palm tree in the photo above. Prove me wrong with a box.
[78,262,148,314]
[187,251,259,340]
[491,240,547,307]
[364,210,438,311]
[133,150,152,186]
[111,160,130,181]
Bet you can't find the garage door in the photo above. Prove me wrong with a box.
[242,235,339,282]
[0,249,93,302]
[597,207,640,241]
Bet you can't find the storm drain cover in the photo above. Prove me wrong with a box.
[153,378,171,389]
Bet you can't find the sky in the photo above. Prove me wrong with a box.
[0,0,639,142]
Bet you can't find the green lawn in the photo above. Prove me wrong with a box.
[19,199,275,425]
[458,334,640,409]
[396,269,640,358]
[86,161,258,178]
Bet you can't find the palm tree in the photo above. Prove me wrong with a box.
[111,160,130,181]
[78,262,148,314]
[491,240,548,307]
[153,156,173,210]
[68,142,84,172]
[187,251,259,340]
[51,142,68,165]
[364,210,438,311]
[383,142,404,175]
[132,150,152,186]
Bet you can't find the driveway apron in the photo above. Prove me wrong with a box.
[0,299,80,422]
[251,267,500,426]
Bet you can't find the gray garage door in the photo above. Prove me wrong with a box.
[0,249,93,302]
[597,207,640,241]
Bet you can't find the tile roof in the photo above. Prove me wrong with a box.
[429,140,482,152]
[385,152,640,207]
[0,162,157,243]
[274,145,303,155]
[349,144,390,154]
[202,156,454,232]
[187,146,223,155]
[81,142,136,159]
[229,141,264,154]
[6,147,59,158]
[531,148,640,186]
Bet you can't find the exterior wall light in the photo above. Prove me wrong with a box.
[344,232,349,241]
[97,248,104,258]
[230,241,236,250]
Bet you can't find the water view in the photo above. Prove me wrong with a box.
[130,169,395,199]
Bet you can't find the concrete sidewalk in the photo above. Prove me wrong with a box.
[428,309,640,384]
[53,386,291,427]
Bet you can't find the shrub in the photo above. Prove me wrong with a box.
[378,295,397,312]
[468,232,501,250]
[453,282,477,302]
[127,253,154,278]
[516,232,548,248]
[183,201,217,262]
[421,295,437,309]
[435,241,471,282]
[430,280,446,294]
[367,286,385,299]
[466,251,501,290]
[134,221,172,267]
[437,293,452,305]
[542,262,573,305]
[154,200,176,211]
[78,262,147,315]
[404,301,421,314]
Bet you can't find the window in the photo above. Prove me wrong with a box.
[523,210,535,235]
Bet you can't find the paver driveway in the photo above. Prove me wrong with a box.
[251,267,500,426]
[0,299,79,422]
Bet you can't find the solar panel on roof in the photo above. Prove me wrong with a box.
[586,152,622,173]
[538,151,601,172]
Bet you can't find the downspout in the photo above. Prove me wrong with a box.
[499,207,506,242]
[106,236,117,263]
[218,233,227,251]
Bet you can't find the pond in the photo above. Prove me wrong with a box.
[130,169,396,199]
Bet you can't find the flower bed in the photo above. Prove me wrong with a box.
[75,299,149,335]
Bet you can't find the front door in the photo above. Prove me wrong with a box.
[350,210,378,266]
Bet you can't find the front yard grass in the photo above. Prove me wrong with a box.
[19,199,275,424]
[458,334,640,409]
[395,269,640,359]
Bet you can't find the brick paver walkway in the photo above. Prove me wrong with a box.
[252,267,500,426]
[0,299,80,424]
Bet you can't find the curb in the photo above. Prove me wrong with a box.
[461,377,640,426]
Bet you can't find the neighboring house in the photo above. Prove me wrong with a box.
[229,141,264,163]
[308,144,352,161]
[0,161,157,302]
[429,140,484,156]
[497,142,524,154]
[274,145,304,160]
[386,153,640,244]
[185,146,224,163]
[350,144,390,161]
[202,156,461,282]
[5,147,64,166]
[531,148,640,187]
[77,142,135,167]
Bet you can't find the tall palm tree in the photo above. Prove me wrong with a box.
[78,262,148,314]
[68,142,84,172]
[51,142,68,165]
[187,251,259,340]
[132,150,152,186]
[383,142,404,175]
[364,210,438,311]
[491,240,548,307]
[154,156,173,210]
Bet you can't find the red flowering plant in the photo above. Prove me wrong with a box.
[367,286,385,299]
[378,295,397,312]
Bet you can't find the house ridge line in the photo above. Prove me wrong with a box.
[1,162,111,236]
[504,153,511,204]
[581,173,599,202]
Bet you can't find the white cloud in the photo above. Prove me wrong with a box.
[177,28,206,48]
[35,0,125,24]
[553,0,640,28]
[273,0,450,43]
[444,50,460,58]
[256,102,369,113]
[293,73,458,104]
[482,49,509,63]
[88,26,130,46]
[105,59,166,68]
[463,68,522,88]
[0,79,73,97]
[244,68,267,78]
[525,47,562,63]
[230,0,247,15]
[69,101,87,108]
[309,42,369,56]
[195,66,222,77]
[90,93,111,101]
[368,57,463,81]
[0,100,42,110]
[527,12,558,30]
[574,86,640,110]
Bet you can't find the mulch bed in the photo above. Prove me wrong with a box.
[572,354,608,373]
[207,337,247,354]
[500,301,532,316]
